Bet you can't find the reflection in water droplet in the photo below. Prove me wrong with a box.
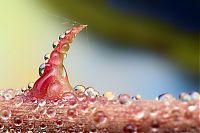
[0,123,4,129]
[88,96,97,104]
[28,82,34,89]
[157,93,175,102]
[44,53,50,61]
[123,124,137,133]
[189,91,200,100]
[38,99,46,107]
[188,105,196,112]
[67,108,77,119]
[118,94,131,105]
[14,116,23,126]
[74,85,86,92]
[85,87,100,96]
[46,107,56,118]
[3,89,15,100]
[40,122,47,130]
[93,111,108,126]
[59,34,65,40]
[0,108,11,120]
[21,87,27,92]
[62,92,75,102]
[61,43,70,53]
[65,30,71,35]
[132,94,142,100]
[55,119,63,127]
[103,91,115,100]
[179,93,192,102]
[53,41,59,49]
[77,92,87,102]
[39,63,45,76]
[27,122,34,130]
[13,95,23,107]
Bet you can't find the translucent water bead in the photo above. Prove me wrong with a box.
[2,89,16,100]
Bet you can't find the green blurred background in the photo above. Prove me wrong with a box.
[0,0,199,99]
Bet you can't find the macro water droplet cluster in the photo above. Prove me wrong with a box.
[0,25,199,132]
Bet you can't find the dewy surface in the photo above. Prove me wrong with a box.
[0,25,199,133]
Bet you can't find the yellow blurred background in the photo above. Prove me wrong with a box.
[0,0,198,99]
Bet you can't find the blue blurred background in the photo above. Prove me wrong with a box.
[0,0,199,99]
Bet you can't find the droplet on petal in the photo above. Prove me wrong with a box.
[62,92,75,102]
[123,124,137,133]
[52,41,59,49]
[189,91,200,100]
[28,82,34,89]
[0,108,11,121]
[74,85,86,92]
[3,89,15,100]
[157,93,175,102]
[85,87,100,96]
[93,111,108,127]
[103,91,115,100]
[13,96,23,107]
[39,63,45,76]
[118,94,131,105]
[46,107,56,118]
[13,116,23,126]
[59,34,65,40]
[179,92,192,102]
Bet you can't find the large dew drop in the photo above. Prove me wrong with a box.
[0,108,11,121]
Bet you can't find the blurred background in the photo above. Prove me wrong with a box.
[0,0,199,99]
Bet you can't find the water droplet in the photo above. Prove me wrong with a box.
[13,96,23,107]
[13,116,23,126]
[68,98,77,108]
[27,122,34,130]
[189,91,200,100]
[93,111,108,126]
[76,92,87,102]
[90,124,97,132]
[151,120,160,128]
[188,105,196,112]
[39,63,45,76]
[52,41,59,48]
[132,94,142,100]
[0,123,4,129]
[118,94,131,105]
[30,97,37,103]
[46,107,56,118]
[157,93,175,102]
[59,34,65,40]
[65,30,71,35]
[79,103,88,112]
[15,89,22,95]
[38,99,46,107]
[55,119,63,127]
[85,87,100,96]
[179,93,192,102]
[44,53,50,61]
[40,122,47,130]
[74,85,86,92]
[62,92,75,102]
[31,103,39,112]
[103,91,115,100]
[123,124,137,133]
[61,43,70,53]
[3,89,15,100]
[21,87,27,92]
[67,108,77,119]
[58,101,64,108]
[88,96,97,104]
